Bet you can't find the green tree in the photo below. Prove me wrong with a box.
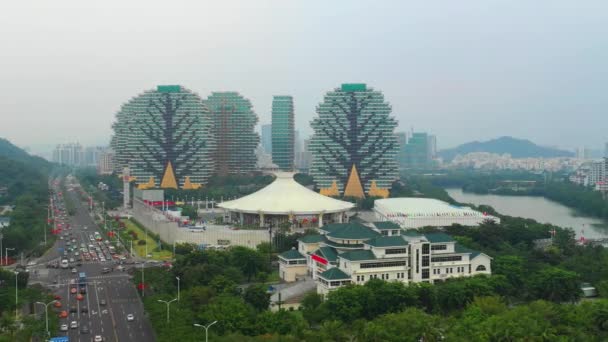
[243,284,270,312]
[362,308,444,342]
[529,267,581,303]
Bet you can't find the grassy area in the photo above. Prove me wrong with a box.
[120,219,173,260]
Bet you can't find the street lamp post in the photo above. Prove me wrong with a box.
[194,321,218,342]
[157,298,177,323]
[141,262,145,297]
[36,300,57,336]
[176,276,180,302]
[5,247,15,266]
[0,233,3,266]
[14,271,19,321]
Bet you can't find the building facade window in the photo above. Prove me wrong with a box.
[422,269,429,279]
[476,265,487,271]
[386,248,407,255]
[416,249,420,273]
[422,256,430,267]
[431,244,447,251]
[422,244,430,254]
[431,255,463,263]
[360,261,407,269]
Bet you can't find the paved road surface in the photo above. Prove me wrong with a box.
[32,181,156,342]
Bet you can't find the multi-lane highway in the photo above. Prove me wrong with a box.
[36,180,156,342]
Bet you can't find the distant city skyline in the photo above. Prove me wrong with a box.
[2,1,608,155]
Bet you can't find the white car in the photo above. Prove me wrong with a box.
[60,324,68,331]
[94,336,104,342]
[70,321,78,329]
[126,314,134,321]
[71,268,77,274]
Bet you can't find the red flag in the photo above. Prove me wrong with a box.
[137,283,147,290]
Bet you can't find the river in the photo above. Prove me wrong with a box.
[446,188,608,239]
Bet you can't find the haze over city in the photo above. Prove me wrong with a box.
[2,0,607,154]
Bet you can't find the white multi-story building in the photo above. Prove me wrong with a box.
[279,222,492,296]
[97,149,115,175]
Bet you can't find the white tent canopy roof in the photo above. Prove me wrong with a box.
[218,172,355,215]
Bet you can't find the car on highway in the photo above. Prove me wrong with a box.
[127,314,134,321]
[70,305,77,313]
[70,321,78,329]
[80,287,86,294]
[94,335,104,342]
[76,294,84,301]
[69,258,75,263]
[81,325,90,334]
[81,306,88,313]
[70,287,77,294]
[54,301,62,308]
[54,294,62,300]
[60,324,68,331]
[71,268,77,274]
[59,311,68,318]
[102,267,110,274]
[100,299,106,306]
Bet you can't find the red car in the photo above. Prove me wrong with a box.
[54,294,62,300]
[70,288,77,294]
[76,294,84,301]
[54,301,62,308]
[58,311,68,318]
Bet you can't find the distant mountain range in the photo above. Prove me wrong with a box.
[438,136,575,161]
[0,137,50,170]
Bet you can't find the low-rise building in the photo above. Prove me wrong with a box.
[278,222,492,296]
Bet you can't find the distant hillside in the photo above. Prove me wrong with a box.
[0,138,51,204]
[439,136,574,161]
[0,137,50,170]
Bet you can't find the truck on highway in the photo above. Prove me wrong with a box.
[79,272,86,288]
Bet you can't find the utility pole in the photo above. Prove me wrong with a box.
[176,276,180,302]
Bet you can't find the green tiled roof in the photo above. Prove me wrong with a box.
[366,236,408,247]
[323,240,364,249]
[373,221,401,230]
[323,222,380,240]
[425,233,455,243]
[298,235,326,243]
[402,229,423,237]
[339,250,377,261]
[279,248,306,260]
[455,245,481,258]
[315,247,338,262]
[319,267,351,280]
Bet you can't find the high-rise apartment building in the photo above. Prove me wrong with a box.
[394,132,408,168]
[403,132,435,169]
[52,143,84,166]
[271,96,295,171]
[206,92,259,175]
[295,138,312,172]
[261,124,272,154]
[310,84,399,196]
[110,85,215,189]
[97,149,115,175]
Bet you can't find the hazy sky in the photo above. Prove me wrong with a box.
[1,1,607,154]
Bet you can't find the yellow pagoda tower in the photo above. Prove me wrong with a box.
[182,176,202,190]
[368,180,389,198]
[343,165,365,199]
[320,180,340,197]
[137,177,156,190]
[160,162,178,189]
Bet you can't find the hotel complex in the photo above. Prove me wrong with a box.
[309,84,399,197]
[271,95,295,171]
[206,92,259,175]
[279,222,492,295]
[111,85,216,188]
